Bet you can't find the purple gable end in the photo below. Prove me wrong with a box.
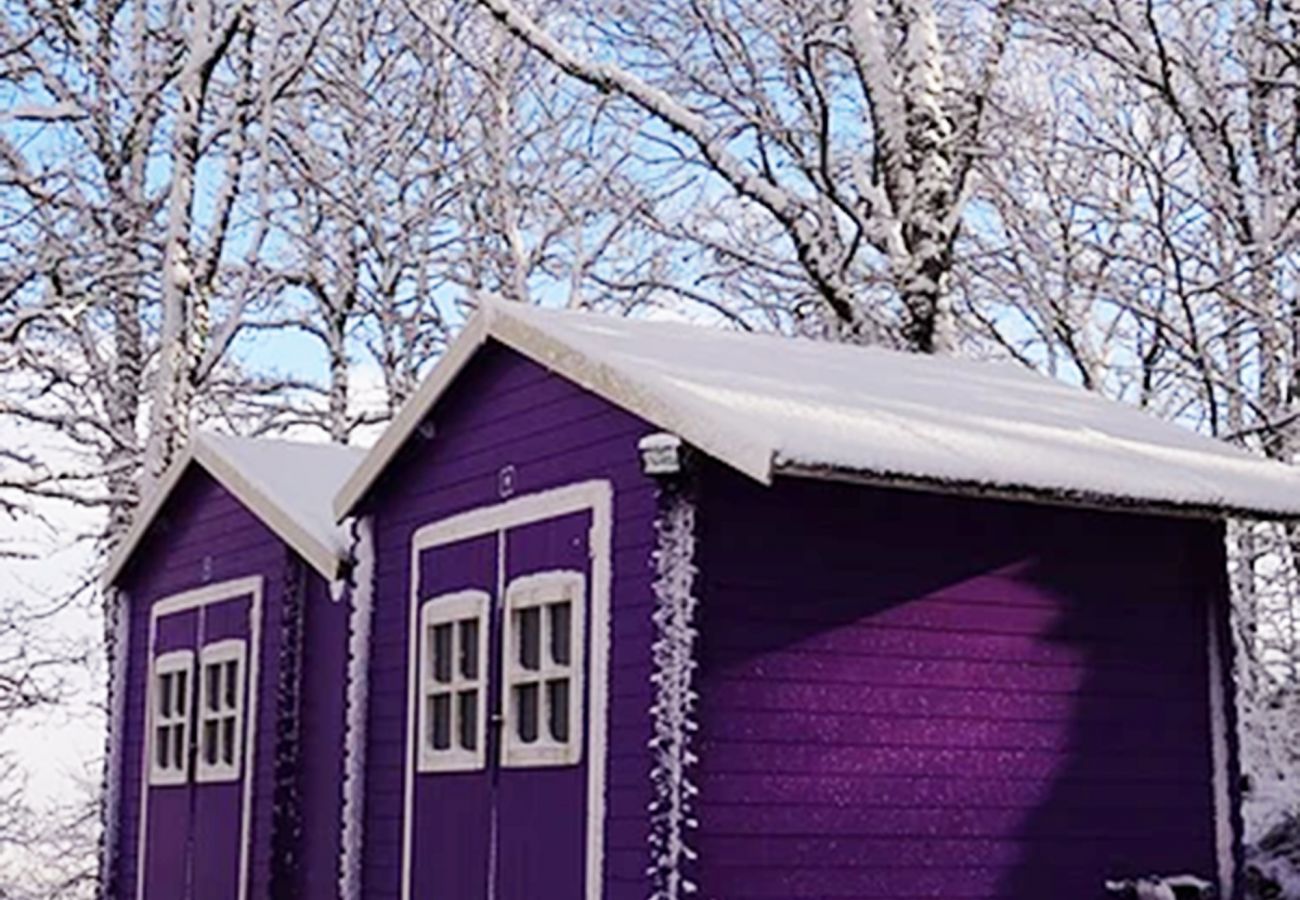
[695,464,1241,899]
[109,468,350,900]
[355,341,659,899]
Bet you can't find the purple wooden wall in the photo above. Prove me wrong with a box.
[355,342,659,898]
[297,566,350,898]
[110,468,349,900]
[694,465,1240,899]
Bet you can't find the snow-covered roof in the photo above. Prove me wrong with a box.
[335,300,1300,521]
[104,433,365,587]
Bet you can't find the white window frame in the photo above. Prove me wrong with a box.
[417,590,490,773]
[148,649,195,786]
[500,570,585,768]
[196,639,247,783]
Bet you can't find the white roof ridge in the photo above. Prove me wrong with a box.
[334,301,1300,521]
[104,432,365,587]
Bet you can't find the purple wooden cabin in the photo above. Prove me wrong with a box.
[327,301,1300,900]
[105,302,1300,900]
[101,433,363,900]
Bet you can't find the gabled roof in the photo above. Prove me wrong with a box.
[334,300,1300,521]
[104,433,365,587]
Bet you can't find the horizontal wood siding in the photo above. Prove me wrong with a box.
[695,465,1229,899]
[298,568,349,899]
[357,342,657,898]
[111,469,293,900]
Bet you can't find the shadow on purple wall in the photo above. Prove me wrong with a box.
[695,469,1226,900]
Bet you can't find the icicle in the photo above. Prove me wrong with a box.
[339,516,375,900]
[647,483,700,900]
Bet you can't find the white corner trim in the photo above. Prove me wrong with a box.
[499,570,586,769]
[339,517,375,900]
[400,479,613,900]
[332,311,492,520]
[1208,592,1236,898]
[415,590,491,774]
[103,438,345,589]
[134,575,263,900]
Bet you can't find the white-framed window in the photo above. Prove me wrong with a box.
[149,650,194,786]
[196,639,246,783]
[501,571,585,768]
[417,590,489,773]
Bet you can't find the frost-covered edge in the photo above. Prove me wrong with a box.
[1209,589,1236,898]
[98,587,129,899]
[339,516,375,900]
[647,486,699,899]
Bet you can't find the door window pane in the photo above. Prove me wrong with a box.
[547,679,570,742]
[517,608,541,671]
[515,683,539,744]
[458,691,478,750]
[430,694,452,750]
[550,602,571,665]
[459,620,479,679]
[432,624,453,684]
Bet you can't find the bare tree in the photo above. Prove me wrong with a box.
[467,0,1018,349]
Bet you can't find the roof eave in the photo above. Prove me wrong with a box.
[777,460,1299,522]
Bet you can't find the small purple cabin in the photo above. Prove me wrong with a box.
[101,434,363,900]
[105,302,1300,900]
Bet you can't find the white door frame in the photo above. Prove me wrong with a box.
[134,575,263,900]
[400,480,613,900]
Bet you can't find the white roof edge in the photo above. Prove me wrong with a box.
[103,435,347,589]
[102,444,197,589]
[488,307,775,484]
[192,439,343,580]
[331,301,776,521]
[332,310,492,519]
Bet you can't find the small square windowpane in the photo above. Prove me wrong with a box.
[432,624,453,684]
[430,694,452,750]
[459,619,479,679]
[204,720,218,765]
[515,683,539,744]
[222,717,236,766]
[549,602,571,666]
[457,690,478,750]
[206,665,220,712]
[517,608,541,672]
[547,679,570,743]
[224,661,238,710]
[175,671,187,712]
[171,723,185,770]
[156,726,170,769]
[159,673,173,717]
